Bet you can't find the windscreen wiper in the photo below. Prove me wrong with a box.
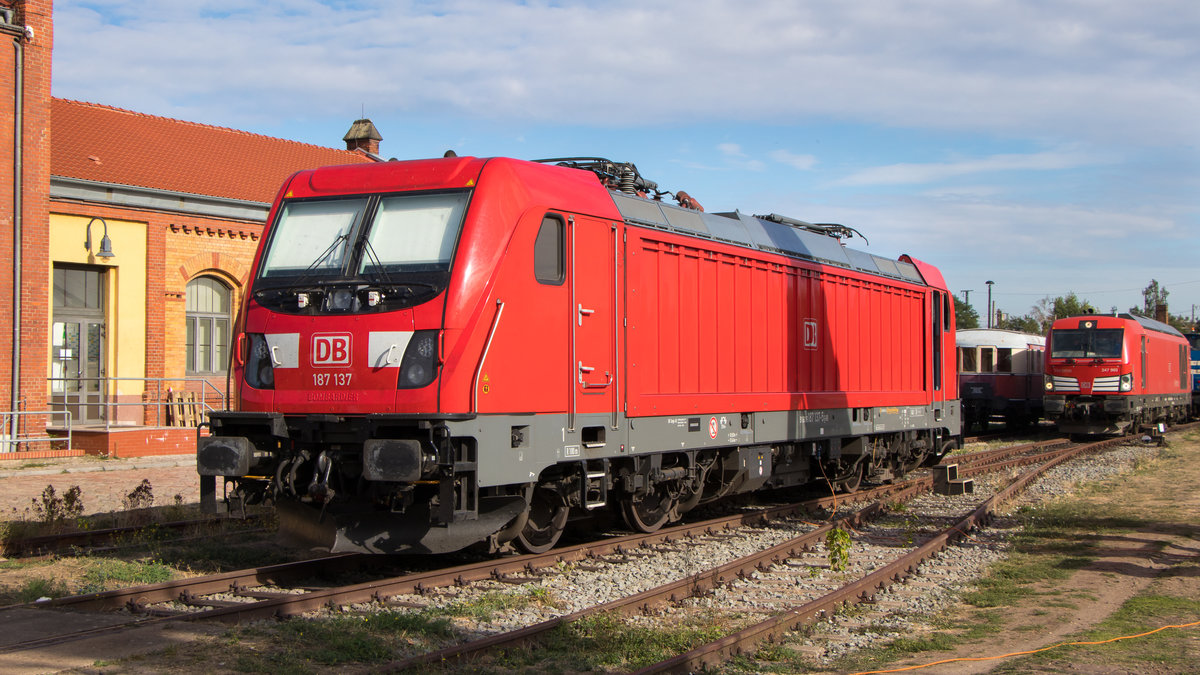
[358,237,397,287]
[292,233,351,288]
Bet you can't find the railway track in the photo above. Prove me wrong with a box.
[1,512,269,558]
[631,435,1141,674]
[369,434,1118,672]
[0,432,1155,667]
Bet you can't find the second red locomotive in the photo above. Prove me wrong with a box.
[1044,313,1190,436]
[197,156,961,555]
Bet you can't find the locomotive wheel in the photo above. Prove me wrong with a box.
[620,485,675,533]
[514,486,569,554]
[836,463,864,493]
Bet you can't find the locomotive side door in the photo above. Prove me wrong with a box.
[570,215,620,432]
[931,290,947,404]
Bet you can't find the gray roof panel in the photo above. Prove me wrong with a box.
[611,193,917,285]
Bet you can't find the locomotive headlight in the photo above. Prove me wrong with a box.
[1044,375,1054,391]
[398,330,439,389]
[1119,373,1132,391]
[328,288,355,311]
[245,333,275,390]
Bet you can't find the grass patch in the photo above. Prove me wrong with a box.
[430,588,557,622]
[230,611,456,673]
[994,594,1200,673]
[726,641,819,673]
[930,609,1006,641]
[14,576,70,603]
[960,500,1120,609]
[526,612,729,671]
[78,557,174,593]
[227,609,732,673]
[825,629,961,673]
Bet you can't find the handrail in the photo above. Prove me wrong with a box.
[0,409,72,452]
[472,299,505,415]
[45,375,227,430]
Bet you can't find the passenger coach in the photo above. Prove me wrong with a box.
[957,328,1045,431]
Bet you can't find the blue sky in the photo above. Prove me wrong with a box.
[51,1,1200,324]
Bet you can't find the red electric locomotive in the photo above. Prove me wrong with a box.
[1044,313,1190,436]
[197,156,960,554]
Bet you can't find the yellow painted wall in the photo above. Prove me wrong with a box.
[48,214,147,397]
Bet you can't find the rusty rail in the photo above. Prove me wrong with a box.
[632,435,1151,673]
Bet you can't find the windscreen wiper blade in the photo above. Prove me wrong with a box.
[292,233,351,288]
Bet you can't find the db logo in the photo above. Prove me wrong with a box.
[312,333,352,367]
[803,319,819,350]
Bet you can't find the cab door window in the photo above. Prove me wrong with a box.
[534,214,565,285]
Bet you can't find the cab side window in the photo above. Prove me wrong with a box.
[534,214,565,285]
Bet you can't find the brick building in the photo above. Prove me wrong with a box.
[0,0,382,456]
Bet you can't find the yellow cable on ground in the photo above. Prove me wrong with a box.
[849,619,1200,674]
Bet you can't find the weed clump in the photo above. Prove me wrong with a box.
[31,484,85,529]
[826,525,853,571]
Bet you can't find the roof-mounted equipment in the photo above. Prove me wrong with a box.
[756,213,869,245]
[533,157,704,211]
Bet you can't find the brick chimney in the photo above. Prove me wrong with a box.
[343,118,382,155]
[1155,303,1168,324]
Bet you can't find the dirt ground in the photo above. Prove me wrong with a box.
[875,435,1200,674]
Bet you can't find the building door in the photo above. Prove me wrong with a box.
[51,266,107,425]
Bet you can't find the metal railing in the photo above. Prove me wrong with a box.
[46,376,227,430]
[0,409,73,453]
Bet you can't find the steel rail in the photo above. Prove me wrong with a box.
[378,480,927,672]
[379,434,1147,672]
[1,552,366,615]
[631,435,1153,674]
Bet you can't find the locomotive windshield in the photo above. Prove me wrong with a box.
[253,191,470,313]
[1050,328,1123,359]
[260,198,369,278]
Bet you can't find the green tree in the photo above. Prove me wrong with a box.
[1168,313,1196,334]
[996,314,1042,334]
[1051,292,1094,322]
[1028,293,1095,333]
[1132,279,1168,317]
[954,296,979,329]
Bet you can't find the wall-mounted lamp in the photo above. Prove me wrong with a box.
[84,217,115,259]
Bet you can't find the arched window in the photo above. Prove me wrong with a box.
[186,276,231,374]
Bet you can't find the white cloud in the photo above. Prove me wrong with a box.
[834,150,1111,186]
[47,1,1200,313]
[52,1,1200,147]
[788,194,1190,314]
[717,143,746,158]
[770,150,817,171]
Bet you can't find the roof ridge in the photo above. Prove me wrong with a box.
[53,97,360,156]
